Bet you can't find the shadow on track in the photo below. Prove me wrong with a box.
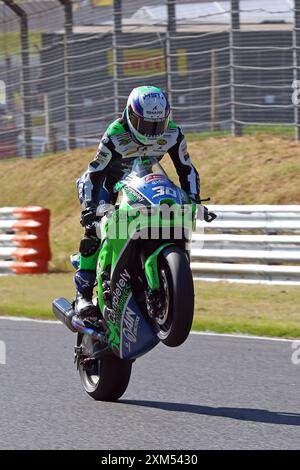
[120,400,300,426]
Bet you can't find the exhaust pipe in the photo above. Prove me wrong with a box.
[52,298,106,342]
[52,297,77,333]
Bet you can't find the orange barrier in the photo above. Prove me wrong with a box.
[0,206,51,274]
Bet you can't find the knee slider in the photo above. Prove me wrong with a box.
[79,236,100,257]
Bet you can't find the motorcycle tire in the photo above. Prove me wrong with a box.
[154,245,194,347]
[79,353,132,401]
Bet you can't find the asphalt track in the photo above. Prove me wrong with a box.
[0,318,300,450]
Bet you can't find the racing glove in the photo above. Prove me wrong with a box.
[80,204,98,227]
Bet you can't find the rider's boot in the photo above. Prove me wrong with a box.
[74,234,100,319]
[74,269,99,318]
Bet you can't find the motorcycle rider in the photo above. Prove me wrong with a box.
[75,85,200,318]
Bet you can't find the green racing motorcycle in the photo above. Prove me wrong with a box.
[52,156,215,401]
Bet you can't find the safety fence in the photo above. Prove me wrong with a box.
[191,205,300,284]
[0,206,51,274]
[1,0,300,160]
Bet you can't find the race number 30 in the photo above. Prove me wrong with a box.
[152,186,178,199]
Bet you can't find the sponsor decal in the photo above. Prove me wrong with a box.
[125,187,144,203]
[106,268,131,351]
[118,136,132,146]
[89,160,99,169]
[107,322,120,350]
[157,138,167,145]
[145,110,164,116]
[119,139,131,146]
[108,283,131,324]
[122,306,140,351]
[122,148,139,156]
[147,93,161,98]
[93,1,112,6]
[108,49,187,77]
[137,146,149,153]
[94,152,111,169]
[110,268,131,318]
[99,150,109,157]
[144,174,166,182]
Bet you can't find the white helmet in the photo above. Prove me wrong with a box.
[125,86,170,145]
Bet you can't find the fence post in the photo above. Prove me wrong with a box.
[58,0,76,150]
[229,0,242,136]
[211,49,220,131]
[293,0,300,141]
[113,0,122,118]
[44,94,50,152]
[3,6,13,108]
[2,0,32,158]
[166,0,176,111]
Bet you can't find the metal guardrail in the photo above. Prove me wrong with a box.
[191,205,300,284]
[0,204,298,282]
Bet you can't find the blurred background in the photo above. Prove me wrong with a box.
[0,0,299,159]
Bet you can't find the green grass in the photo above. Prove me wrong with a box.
[0,274,74,320]
[186,124,295,141]
[186,130,230,140]
[193,281,300,338]
[244,124,295,138]
[1,274,300,338]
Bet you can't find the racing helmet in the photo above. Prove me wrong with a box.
[125,86,170,145]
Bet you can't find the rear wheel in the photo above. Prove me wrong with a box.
[154,246,194,347]
[78,336,132,401]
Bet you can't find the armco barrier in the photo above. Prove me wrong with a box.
[0,207,51,274]
[192,205,300,284]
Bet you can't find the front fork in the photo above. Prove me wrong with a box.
[142,242,175,318]
[144,242,175,290]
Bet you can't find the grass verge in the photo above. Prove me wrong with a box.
[186,124,295,141]
[1,274,299,338]
[0,134,300,271]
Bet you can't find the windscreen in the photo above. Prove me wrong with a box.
[111,156,169,182]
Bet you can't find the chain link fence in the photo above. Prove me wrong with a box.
[0,0,299,159]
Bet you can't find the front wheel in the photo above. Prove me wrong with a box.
[154,246,194,347]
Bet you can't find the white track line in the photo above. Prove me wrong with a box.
[0,316,296,343]
[0,316,60,325]
[190,331,296,343]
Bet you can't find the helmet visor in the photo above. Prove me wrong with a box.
[128,107,169,138]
